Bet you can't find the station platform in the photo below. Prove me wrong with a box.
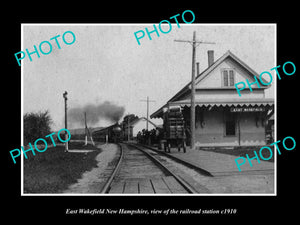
[142,145,275,176]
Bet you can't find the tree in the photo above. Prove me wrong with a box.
[120,114,139,140]
[122,114,139,124]
[24,110,52,145]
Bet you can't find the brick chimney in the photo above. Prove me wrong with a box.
[208,50,214,67]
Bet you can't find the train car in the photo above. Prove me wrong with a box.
[92,123,123,143]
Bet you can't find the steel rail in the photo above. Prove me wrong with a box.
[100,144,124,193]
[128,143,197,194]
[136,144,213,177]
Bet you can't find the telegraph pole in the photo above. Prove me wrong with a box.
[140,96,155,131]
[84,112,95,146]
[84,112,88,145]
[127,113,130,141]
[63,91,68,152]
[175,31,215,150]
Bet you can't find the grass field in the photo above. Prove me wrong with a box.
[23,142,101,193]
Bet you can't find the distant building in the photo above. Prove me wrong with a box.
[151,50,274,147]
[124,117,157,140]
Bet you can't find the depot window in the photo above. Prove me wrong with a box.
[222,69,235,87]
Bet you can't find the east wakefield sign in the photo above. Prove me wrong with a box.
[230,107,266,112]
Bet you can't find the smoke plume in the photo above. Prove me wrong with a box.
[68,101,125,127]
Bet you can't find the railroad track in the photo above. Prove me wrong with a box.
[100,143,196,194]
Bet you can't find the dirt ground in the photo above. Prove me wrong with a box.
[63,143,118,193]
[206,173,274,193]
[161,155,275,194]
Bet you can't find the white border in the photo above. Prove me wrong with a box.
[21,23,277,196]
[21,24,24,194]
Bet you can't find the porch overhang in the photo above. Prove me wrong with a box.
[150,98,274,118]
[170,98,274,107]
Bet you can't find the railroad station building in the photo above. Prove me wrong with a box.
[150,50,274,147]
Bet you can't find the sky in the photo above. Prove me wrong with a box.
[22,24,276,131]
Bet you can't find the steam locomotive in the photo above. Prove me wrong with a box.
[92,123,123,143]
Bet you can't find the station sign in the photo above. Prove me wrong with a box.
[230,107,265,112]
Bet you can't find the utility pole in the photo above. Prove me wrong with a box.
[140,96,155,131]
[63,91,68,152]
[84,112,95,146]
[84,112,88,145]
[127,113,130,141]
[175,31,215,150]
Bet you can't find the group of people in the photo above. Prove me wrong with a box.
[136,128,163,146]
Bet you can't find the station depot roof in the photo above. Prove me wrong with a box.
[151,98,274,118]
[169,98,274,107]
[150,50,274,119]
